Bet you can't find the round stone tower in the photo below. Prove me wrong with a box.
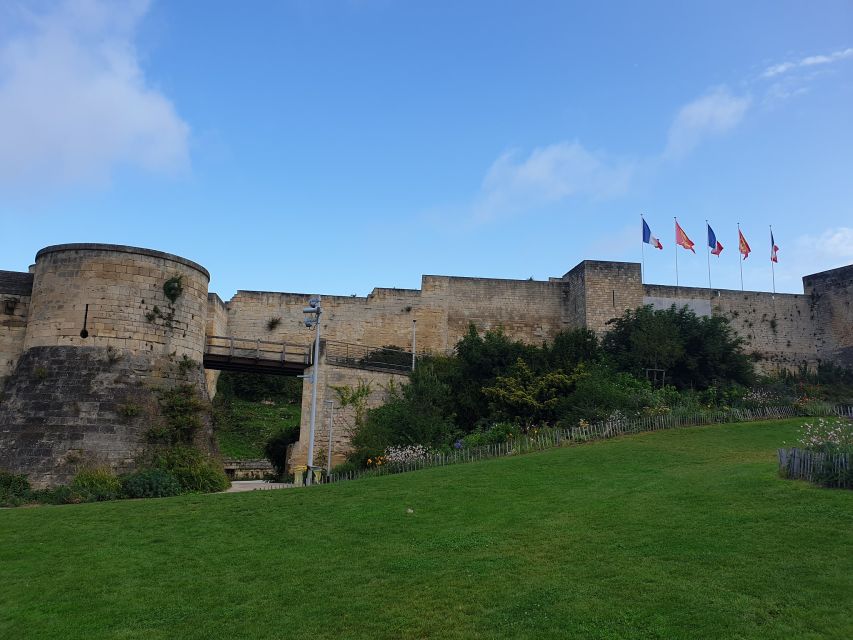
[0,244,216,487]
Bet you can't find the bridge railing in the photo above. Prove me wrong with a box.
[205,335,311,365]
[324,340,413,373]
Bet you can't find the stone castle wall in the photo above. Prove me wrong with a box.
[643,285,819,372]
[0,271,33,379]
[2,242,852,484]
[0,245,216,487]
[24,244,210,362]
[290,361,407,472]
[804,264,853,367]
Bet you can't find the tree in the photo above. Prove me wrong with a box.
[482,358,577,425]
[602,305,753,389]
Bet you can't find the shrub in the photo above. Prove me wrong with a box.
[71,468,122,502]
[602,304,754,390]
[147,446,230,493]
[330,460,361,476]
[461,422,521,448]
[0,471,32,507]
[264,425,300,479]
[148,384,205,445]
[795,418,853,453]
[31,485,85,505]
[121,469,182,499]
[384,444,434,465]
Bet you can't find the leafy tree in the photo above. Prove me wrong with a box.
[602,305,753,389]
[482,358,577,425]
[450,325,536,429]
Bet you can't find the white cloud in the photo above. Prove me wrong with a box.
[0,0,189,190]
[762,47,853,78]
[473,142,634,221]
[664,87,750,159]
[797,227,853,263]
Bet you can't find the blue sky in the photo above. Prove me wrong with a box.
[1,0,852,297]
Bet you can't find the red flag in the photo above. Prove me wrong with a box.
[739,230,751,260]
[675,221,695,253]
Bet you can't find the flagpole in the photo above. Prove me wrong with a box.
[770,224,776,295]
[738,222,744,291]
[640,214,646,284]
[674,217,679,295]
[706,219,712,294]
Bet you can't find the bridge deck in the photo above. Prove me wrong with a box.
[203,336,311,375]
[202,336,416,376]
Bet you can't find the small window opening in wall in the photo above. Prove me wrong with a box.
[3,298,16,315]
[612,290,616,307]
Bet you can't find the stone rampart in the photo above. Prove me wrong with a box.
[643,285,819,372]
[804,264,853,367]
[2,241,852,485]
[0,245,216,487]
[0,270,33,379]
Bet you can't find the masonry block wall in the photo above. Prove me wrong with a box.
[567,261,645,333]
[24,244,210,361]
[0,245,217,487]
[643,285,819,372]
[2,241,852,485]
[290,360,407,471]
[804,264,853,367]
[0,270,33,379]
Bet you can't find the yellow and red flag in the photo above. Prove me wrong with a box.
[739,229,751,260]
[675,220,695,253]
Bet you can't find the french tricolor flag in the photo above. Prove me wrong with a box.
[707,223,723,256]
[642,218,663,250]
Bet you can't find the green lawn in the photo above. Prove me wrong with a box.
[214,399,300,459]
[2,419,852,639]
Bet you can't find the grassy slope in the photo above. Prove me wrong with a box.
[214,399,300,459]
[2,419,852,639]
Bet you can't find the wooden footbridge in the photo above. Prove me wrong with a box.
[203,336,414,376]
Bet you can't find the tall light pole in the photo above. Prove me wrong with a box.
[325,399,335,475]
[302,296,321,485]
[411,319,417,371]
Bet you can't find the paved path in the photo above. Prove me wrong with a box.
[225,480,294,493]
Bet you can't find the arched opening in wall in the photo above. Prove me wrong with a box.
[211,371,303,482]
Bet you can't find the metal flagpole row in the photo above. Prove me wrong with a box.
[770,224,776,295]
[674,217,679,296]
[738,222,744,291]
[706,219,712,294]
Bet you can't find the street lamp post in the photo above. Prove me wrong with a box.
[301,296,322,485]
[325,400,335,475]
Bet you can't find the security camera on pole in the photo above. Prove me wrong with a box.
[300,296,322,485]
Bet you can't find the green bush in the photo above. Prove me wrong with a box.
[602,304,754,390]
[147,446,230,493]
[71,468,122,502]
[461,423,521,448]
[264,425,301,479]
[149,384,205,445]
[0,471,32,507]
[121,469,182,498]
[31,485,85,505]
[215,371,302,404]
[330,460,361,476]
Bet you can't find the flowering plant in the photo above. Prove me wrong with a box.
[383,444,433,465]
[794,418,853,453]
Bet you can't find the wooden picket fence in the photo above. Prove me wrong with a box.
[778,448,852,488]
[324,402,852,485]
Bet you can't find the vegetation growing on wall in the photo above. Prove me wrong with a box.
[162,275,184,303]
